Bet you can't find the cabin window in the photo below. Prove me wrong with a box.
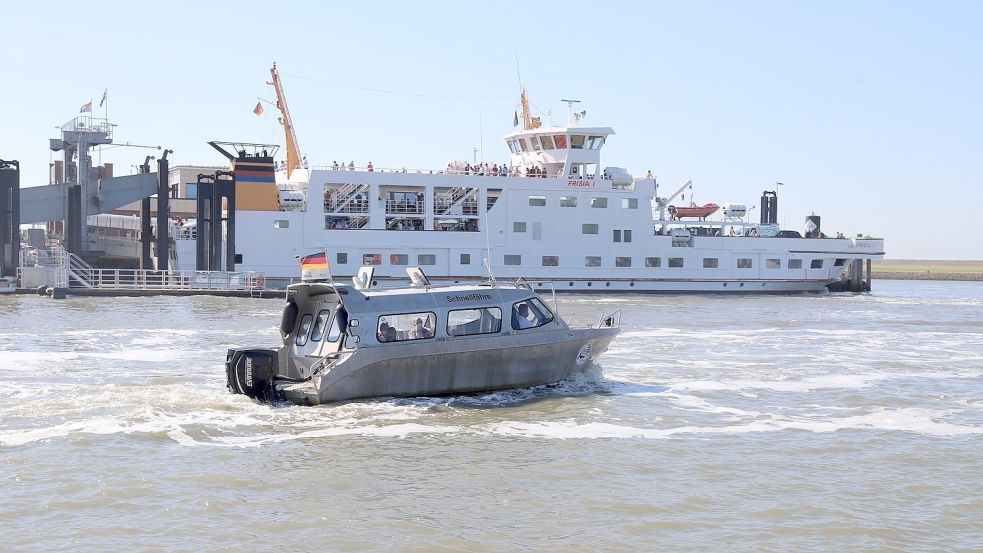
[274,220,290,229]
[591,197,608,208]
[417,254,436,266]
[582,224,599,234]
[586,136,605,149]
[554,135,567,148]
[540,135,555,149]
[528,195,546,207]
[363,253,381,266]
[504,255,521,266]
[616,257,632,268]
[624,230,633,242]
[531,136,542,151]
[389,254,408,266]
[585,256,602,267]
[513,222,527,233]
[447,307,502,336]
[310,309,332,342]
[737,258,753,268]
[570,135,586,149]
[811,259,824,269]
[511,298,554,330]
[336,252,348,264]
[789,259,802,269]
[766,258,781,269]
[376,312,436,343]
[834,258,848,266]
[669,257,684,268]
[560,196,578,207]
[613,230,621,243]
[294,314,314,346]
[703,258,719,268]
[621,198,638,209]
[460,253,471,265]
[542,256,559,267]
[506,140,517,154]
[518,138,529,152]
[645,257,661,268]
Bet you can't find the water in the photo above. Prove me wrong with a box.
[1,281,981,551]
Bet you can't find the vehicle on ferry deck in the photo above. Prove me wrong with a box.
[226,267,621,405]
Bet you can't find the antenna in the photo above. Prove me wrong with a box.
[562,99,581,127]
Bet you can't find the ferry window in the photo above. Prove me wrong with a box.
[513,222,527,233]
[417,254,436,266]
[540,135,555,149]
[554,135,567,148]
[582,224,599,234]
[531,136,542,151]
[505,255,521,266]
[295,314,314,346]
[737,258,753,268]
[186,183,198,199]
[326,313,342,342]
[767,258,781,269]
[310,309,332,342]
[528,195,546,207]
[613,230,622,243]
[624,230,632,242]
[834,258,847,266]
[616,257,632,268]
[274,220,290,229]
[621,198,638,209]
[390,254,408,265]
[518,138,529,152]
[669,257,684,268]
[703,258,719,268]
[336,252,348,265]
[363,253,381,266]
[511,298,554,330]
[560,196,578,207]
[591,197,608,208]
[645,257,661,267]
[586,136,606,149]
[507,140,517,154]
[811,259,824,269]
[789,259,802,269]
[585,256,602,267]
[570,135,586,149]
[447,307,502,337]
[542,256,559,267]
[377,312,436,343]
[460,253,471,265]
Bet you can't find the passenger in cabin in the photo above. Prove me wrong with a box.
[377,322,391,342]
[385,327,398,342]
[367,161,374,172]
[514,303,536,329]
[410,317,433,339]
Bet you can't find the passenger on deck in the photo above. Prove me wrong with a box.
[645,170,653,179]
[367,161,374,172]
[348,161,355,171]
[302,155,308,168]
[332,161,339,170]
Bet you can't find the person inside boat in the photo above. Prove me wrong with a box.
[513,303,537,329]
[378,322,391,342]
[410,316,432,339]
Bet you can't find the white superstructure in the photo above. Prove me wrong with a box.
[173,98,884,293]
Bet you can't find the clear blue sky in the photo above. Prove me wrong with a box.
[2,1,980,259]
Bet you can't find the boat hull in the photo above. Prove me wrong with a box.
[279,327,618,405]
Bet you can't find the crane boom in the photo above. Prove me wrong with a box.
[269,63,302,178]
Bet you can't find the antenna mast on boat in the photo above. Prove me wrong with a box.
[268,63,302,178]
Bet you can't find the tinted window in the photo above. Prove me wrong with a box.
[767,259,781,269]
[447,307,502,336]
[737,258,753,268]
[811,259,824,269]
[704,258,719,268]
[390,254,408,265]
[460,253,471,265]
[336,252,348,264]
[621,198,638,209]
[789,259,803,269]
[540,135,554,149]
[582,224,599,234]
[669,257,684,268]
[591,197,608,208]
[542,256,559,266]
[616,257,632,267]
[528,195,546,207]
[570,135,586,149]
[505,255,521,266]
[295,314,314,346]
[377,312,436,343]
[417,254,436,266]
[585,256,601,267]
[513,222,527,233]
[310,309,332,342]
[560,196,578,207]
[645,257,661,267]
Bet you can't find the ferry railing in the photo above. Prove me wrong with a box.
[385,199,424,215]
[74,269,266,292]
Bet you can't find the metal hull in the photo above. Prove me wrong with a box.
[280,328,618,405]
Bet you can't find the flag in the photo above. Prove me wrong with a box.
[513,110,519,127]
[99,88,107,107]
[253,101,264,116]
[299,252,328,270]
[80,101,92,113]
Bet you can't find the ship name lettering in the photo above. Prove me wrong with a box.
[446,293,493,302]
[568,179,595,188]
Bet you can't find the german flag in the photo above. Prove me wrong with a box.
[299,252,328,270]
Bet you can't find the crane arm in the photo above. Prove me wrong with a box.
[269,63,302,178]
[658,179,693,206]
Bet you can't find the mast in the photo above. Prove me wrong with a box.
[269,63,302,178]
[520,89,532,131]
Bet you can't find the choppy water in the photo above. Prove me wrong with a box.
[1,280,981,551]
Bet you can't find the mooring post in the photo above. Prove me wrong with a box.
[156,150,171,271]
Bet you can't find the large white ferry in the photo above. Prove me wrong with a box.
[173,66,885,293]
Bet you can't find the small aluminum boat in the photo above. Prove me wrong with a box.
[226,267,620,405]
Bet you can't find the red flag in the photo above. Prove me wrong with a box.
[253,101,264,116]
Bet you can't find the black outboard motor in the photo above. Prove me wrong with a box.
[226,348,280,402]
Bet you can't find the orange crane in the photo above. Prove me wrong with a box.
[268,63,302,178]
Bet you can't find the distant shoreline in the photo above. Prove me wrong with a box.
[871,259,983,281]
[873,271,983,281]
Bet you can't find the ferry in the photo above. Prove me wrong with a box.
[173,65,885,293]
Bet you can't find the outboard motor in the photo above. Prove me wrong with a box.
[226,348,280,402]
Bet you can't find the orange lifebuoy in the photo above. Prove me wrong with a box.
[255,274,265,288]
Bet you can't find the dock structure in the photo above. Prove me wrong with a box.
[0,159,20,278]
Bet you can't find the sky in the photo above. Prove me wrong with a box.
[2,1,980,259]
